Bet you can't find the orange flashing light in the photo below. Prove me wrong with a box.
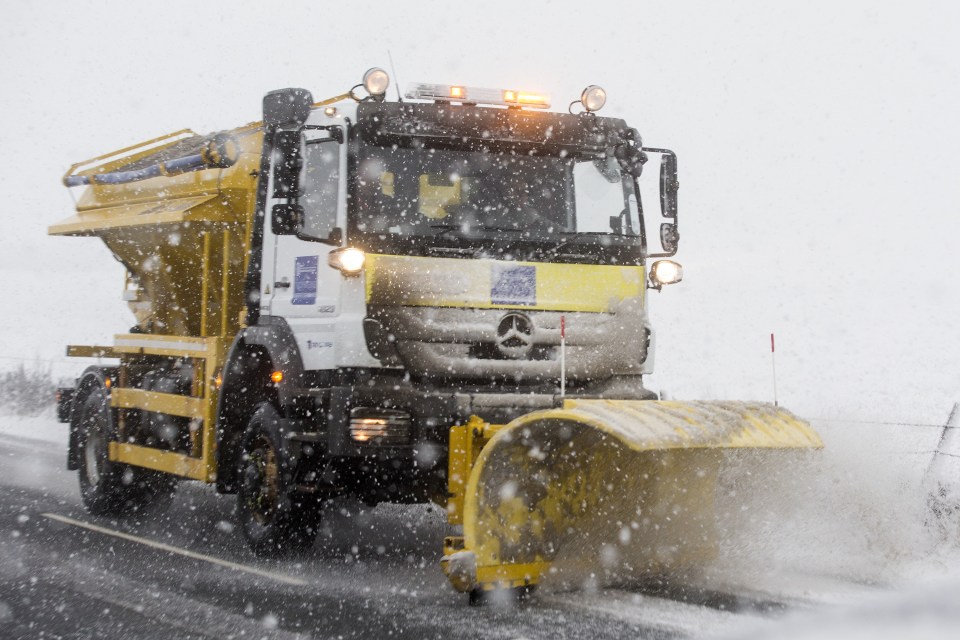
[270,371,284,383]
[450,86,465,99]
[503,90,549,108]
[517,92,547,105]
[104,378,112,389]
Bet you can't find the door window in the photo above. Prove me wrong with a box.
[300,139,340,240]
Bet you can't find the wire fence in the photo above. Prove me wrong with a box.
[809,417,955,430]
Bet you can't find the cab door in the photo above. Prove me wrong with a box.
[263,126,345,371]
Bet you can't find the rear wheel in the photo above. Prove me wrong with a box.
[237,403,321,555]
[77,389,130,515]
[77,387,177,515]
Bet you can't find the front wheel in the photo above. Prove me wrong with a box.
[236,403,321,556]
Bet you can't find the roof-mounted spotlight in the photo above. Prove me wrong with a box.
[580,85,607,112]
[362,67,390,100]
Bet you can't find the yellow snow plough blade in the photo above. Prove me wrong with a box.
[442,399,822,594]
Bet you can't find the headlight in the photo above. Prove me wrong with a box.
[363,68,390,97]
[650,260,683,287]
[328,247,366,276]
[581,85,607,112]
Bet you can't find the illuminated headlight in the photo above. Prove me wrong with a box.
[328,247,366,276]
[363,67,390,97]
[650,260,683,287]
[581,85,607,112]
[350,408,412,445]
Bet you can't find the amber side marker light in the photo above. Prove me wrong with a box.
[270,371,284,383]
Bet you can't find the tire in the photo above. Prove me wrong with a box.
[468,585,537,607]
[236,403,321,556]
[76,389,129,515]
[77,387,178,516]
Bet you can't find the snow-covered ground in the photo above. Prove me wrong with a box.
[0,410,68,447]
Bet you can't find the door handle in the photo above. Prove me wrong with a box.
[274,281,291,289]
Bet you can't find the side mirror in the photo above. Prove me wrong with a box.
[272,130,303,198]
[659,153,678,218]
[660,223,679,254]
[609,214,623,235]
[323,226,343,246]
[263,88,313,128]
[643,148,680,258]
[271,203,303,235]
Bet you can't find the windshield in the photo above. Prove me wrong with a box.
[348,141,643,262]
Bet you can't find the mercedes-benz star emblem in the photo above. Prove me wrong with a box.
[496,312,534,358]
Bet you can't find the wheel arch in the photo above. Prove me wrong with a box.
[215,317,306,492]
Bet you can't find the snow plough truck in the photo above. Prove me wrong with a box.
[50,68,822,601]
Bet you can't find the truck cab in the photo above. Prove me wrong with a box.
[226,79,682,507]
[257,82,681,382]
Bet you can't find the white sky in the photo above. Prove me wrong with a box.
[1,0,958,423]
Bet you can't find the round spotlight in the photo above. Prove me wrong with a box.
[363,68,390,97]
[581,85,607,112]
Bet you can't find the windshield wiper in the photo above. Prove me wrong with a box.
[430,223,463,238]
[482,226,524,233]
[551,231,605,254]
[425,245,477,257]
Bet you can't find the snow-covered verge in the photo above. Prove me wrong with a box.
[0,410,68,447]
[721,577,960,640]
[706,416,960,638]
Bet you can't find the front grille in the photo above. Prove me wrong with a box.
[349,407,412,446]
[468,343,557,361]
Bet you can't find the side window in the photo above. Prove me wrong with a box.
[573,158,625,233]
[300,139,340,240]
[625,191,641,236]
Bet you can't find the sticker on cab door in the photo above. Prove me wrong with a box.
[292,256,318,305]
